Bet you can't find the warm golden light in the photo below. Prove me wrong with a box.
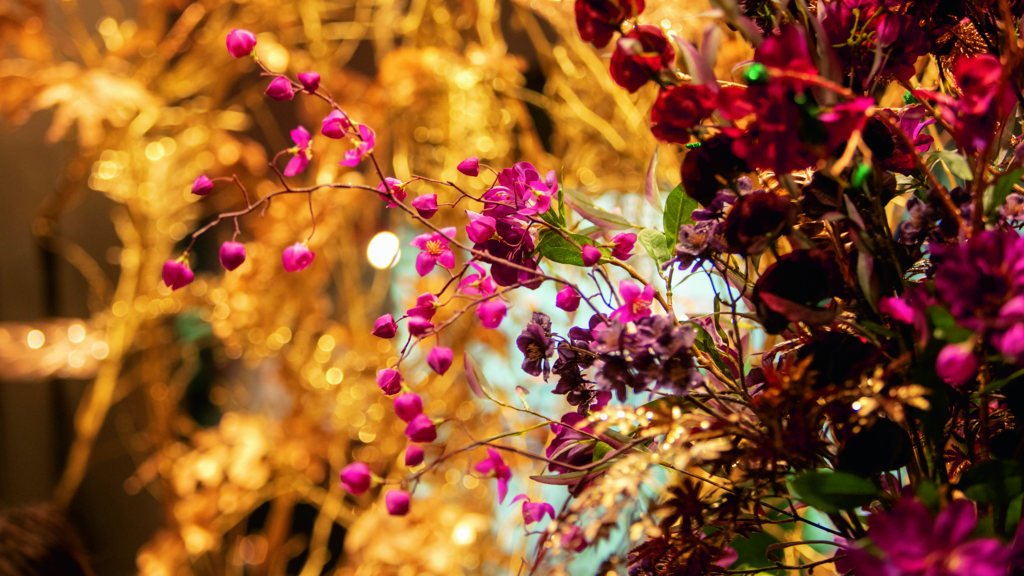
[27,330,45,349]
[367,231,400,269]
[68,324,86,343]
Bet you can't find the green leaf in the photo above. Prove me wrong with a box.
[535,229,609,266]
[972,367,1024,398]
[928,151,974,182]
[663,183,698,246]
[787,470,879,513]
[563,187,635,229]
[593,441,614,462]
[958,460,1024,503]
[175,309,213,343]
[926,306,972,343]
[638,228,673,267]
[858,320,896,339]
[986,168,1024,218]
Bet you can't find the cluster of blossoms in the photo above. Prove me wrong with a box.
[161,0,1024,571]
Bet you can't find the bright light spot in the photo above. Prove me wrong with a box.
[452,523,476,546]
[92,341,110,359]
[145,142,164,161]
[367,232,400,269]
[27,330,45,349]
[700,421,710,430]
[326,368,343,385]
[68,351,86,368]
[68,324,86,343]
[852,401,862,412]
[318,334,336,352]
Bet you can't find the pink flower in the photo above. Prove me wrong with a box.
[394,393,423,422]
[880,296,916,325]
[477,298,507,329]
[458,263,496,296]
[465,211,497,243]
[226,29,256,58]
[371,314,397,338]
[405,414,437,443]
[283,126,312,177]
[610,232,636,260]
[321,110,351,139]
[339,462,372,494]
[559,525,588,552]
[297,72,320,93]
[339,124,375,167]
[191,175,213,196]
[412,194,438,219]
[612,280,654,323]
[581,244,602,267]
[405,445,425,466]
[474,448,511,503]
[385,490,410,516]
[219,242,246,271]
[376,369,402,395]
[410,227,456,276]
[556,286,581,312]
[427,346,453,375]
[511,495,555,525]
[408,293,440,319]
[282,243,314,272]
[376,177,407,207]
[457,156,480,176]
[407,317,434,337]
[996,323,1024,361]
[265,76,295,101]
[162,260,194,290]
[937,341,977,387]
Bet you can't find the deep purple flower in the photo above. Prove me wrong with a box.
[219,242,246,271]
[650,84,715,144]
[872,106,935,175]
[936,341,977,387]
[928,56,1017,153]
[191,175,213,196]
[581,244,602,267]
[283,126,312,177]
[426,346,453,375]
[372,314,397,338]
[410,227,456,276]
[819,97,875,152]
[264,77,295,101]
[932,231,1024,329]
[376,369,402,395]
[752,250,840,334]
[674,221,719,270]
[546,412,598,476]
[405,445,424,467]
[517,312,555,379]
[297,72,320,93]
[610,232,636,260]
[477,298,507,329]
[609,25,674,93]
[457,157,480,176]
[385,490,410,516]
[321,110,351,139]
[474,448,511,503]
[473,219,541,288]
[612,280,654,324]
[556,286,581,312]
[411,194,438,219]
[405,413,437,442]
[393,393,423,422]
[575,0,644,48]
[339,124,375,167]
[376,177,407,208]
[162,260,194,290]
[407,317,434,337]
[226,29,256,58]
[720,190,792,255]
[408,292,440,319]
[339,462,372,494]
[282,243,314,272]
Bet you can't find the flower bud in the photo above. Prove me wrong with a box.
[376,177,407,207]
[581,245,602,267]
[371,314,397,339]
[411,194,438,219]
[297,72,320,93]
[610,232,636,260]
[407,317,434,337]
[282,243,314,272]
[393,393,423,422]
[376,369,402,395]
[191,175,214,196]
[339,462,372,494]
[936,341,977,387]
[226,29,257,58]
[405,414,437,443]
[555,286,581,312]
[477,299,507,329]
[404,445,424,467]
[385,490,410,516]
[219,242,246,271]
[426,346,453,375]
[321,110,351,139]
[997,324,1024,361]
[465,211,497,243]
[161,260,194,290]
[265,77,295,101]
[457,156,480,176]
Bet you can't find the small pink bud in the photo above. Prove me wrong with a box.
[405,445,424,467]
[376,369,402,395]
[411,194,439,219]
[556,286,581,312]
[581,245,601,267]
[408,293,440,319]
[426,346,453,375]
[407,316,434,337]
[282,243,314,272]
[191,175,213,196]
[321,110,351,139]
[297,72,320,93]
[376,178,407,207]
[219,242,246,271]
[405,414,437,443]
[339,462,372,494]
[936,341,977,387]
[385,490,411,516]
[610,232,637,260]
[161,260,194,290]
[372,314,397,338]
[265,77,295,101]
[457,157,480,177]
[226,29,256,58]
[394,393,423,422]
[476,298,507,329]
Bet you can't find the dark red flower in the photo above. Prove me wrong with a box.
[574,0,644,49]
[650,85,716,144]
[752,250,841,334]
[721,190,793,255]
[609,25,674,93]
[679,134,750,207]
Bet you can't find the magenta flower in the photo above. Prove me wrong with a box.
[410,227,456,276]
[477,298,507,329]
[283,126,312,177]
[376,369,402,395]
[937,341,977,387]
[880,296,916,325]
[511,495,555,525]
[385,490,410,516]
[612,280,654,323]
[610,232,636,260]
[408,293,440,319]
[219,242,246,271]
[457,156,480,176]
[581,244,602,267]
[407,317,434,337]
[282,242,314,272]
[996,323,1024,361]
[405,414,437,443]
[465,211,497,243]
[162,260,194,290]
[339,462,372,494]
[427,346,453,375]
[412,194,438,219]
[339,124,375,167]
[458,263,496,296]
[191,175,213,196]
[225,29,256,58]
[321,110,351,139]
[559,525,588,552]
[474,448,511,503]
[376,177,406,208]
[371,314,397,338]
[264,76,295,101]
[556,286,581,312]
[297,72,320,93]
[394,393,423,422]
[405,445,424,467]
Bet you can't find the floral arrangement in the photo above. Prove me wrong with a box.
[162,0,1024,573]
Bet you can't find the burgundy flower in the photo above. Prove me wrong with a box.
[226,29,256,58]
[474,448,512,503]
[650,85,715,144]
[609,25,674,93]
[426,346,453,375]
[752,250,841,334]
[819,97,875,152]
[821,0,929,85]
[517,312,555,379]
[931,231,1024,329]
[393,393,423,422]
[264,77,295,101]
[162,260,194,290]
[474,220,541,288]
[546,412,597,475]
[405,414,437,443]
[191,175,213,196]
[219,242,246,271]
[372,314,397,338]
[872,106,936,175]
[721,190,793,255]
[282,243,314,272]
[385,490,410,516]
[680,134,750,207]
[297,72,320,93]
[339,462,372,494]
[376,369,402,395]
[556,286,581,312]
[411,194,438,219]
[405,445,424,467]
[575,0,644,48]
